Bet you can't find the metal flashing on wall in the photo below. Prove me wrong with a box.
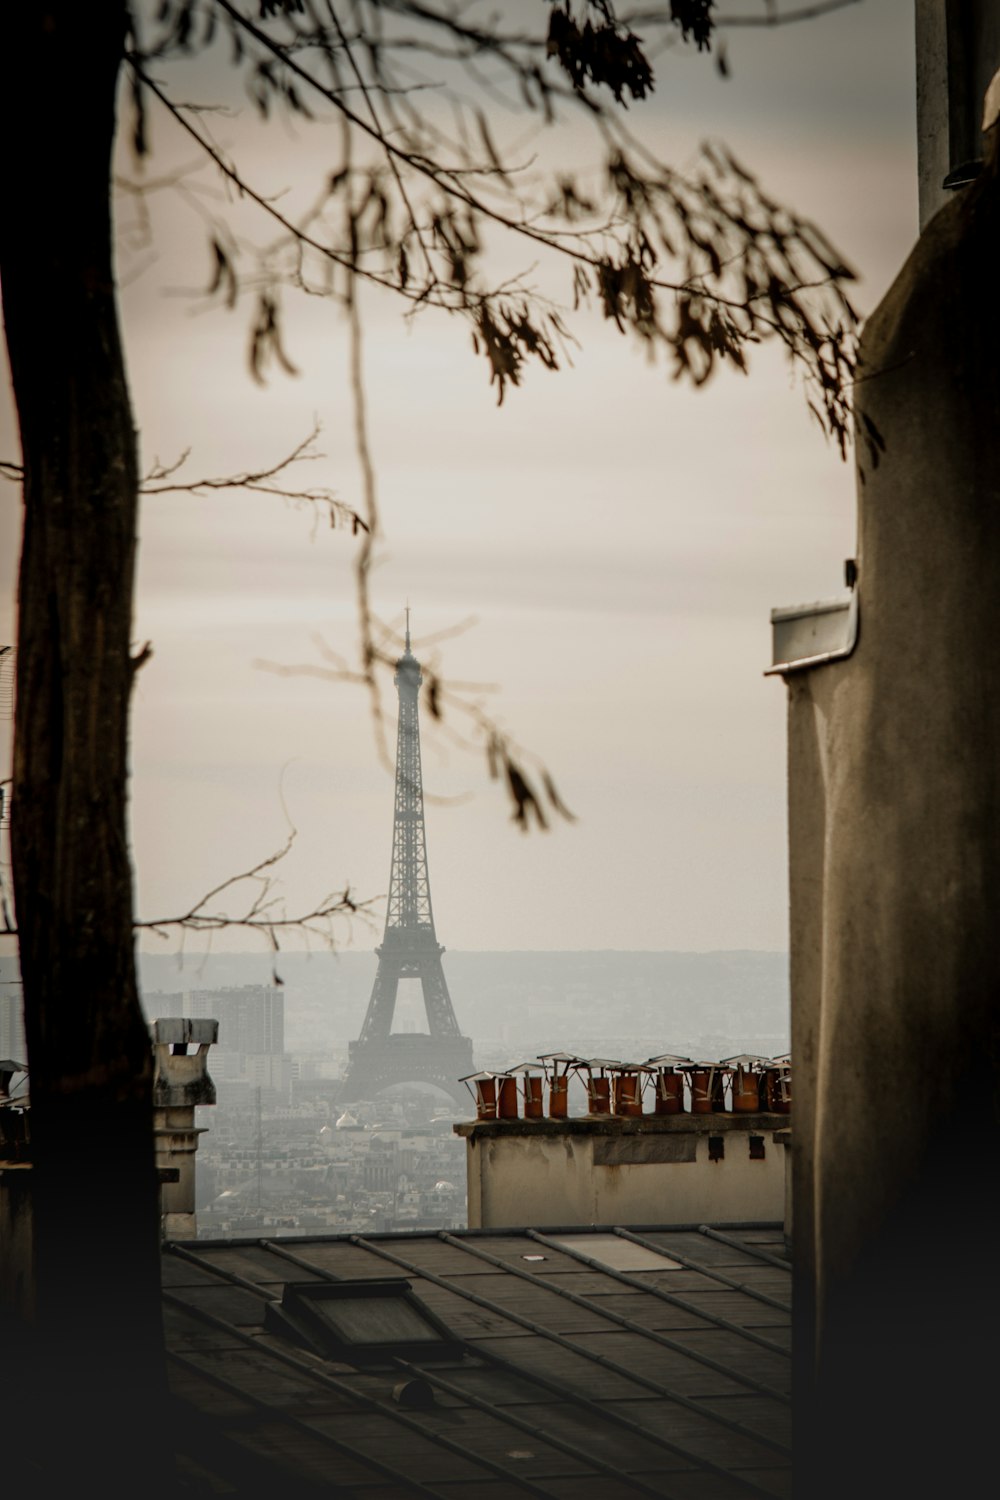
[765,586,859,676]
[593,1134,698,1166]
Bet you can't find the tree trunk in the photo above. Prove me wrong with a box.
[1,5,168,1488]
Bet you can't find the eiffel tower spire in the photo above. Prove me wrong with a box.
[339,619,473,1105]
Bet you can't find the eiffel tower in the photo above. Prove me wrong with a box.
[339,615,473,1106]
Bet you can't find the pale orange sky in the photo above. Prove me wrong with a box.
[0,1,918,953]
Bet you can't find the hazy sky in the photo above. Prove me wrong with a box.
[0,2,918,955]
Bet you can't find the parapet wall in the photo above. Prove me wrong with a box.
[455,1114,788,1230]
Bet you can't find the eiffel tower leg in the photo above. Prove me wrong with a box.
[417,949,460,1038]
[355,951,403,1044]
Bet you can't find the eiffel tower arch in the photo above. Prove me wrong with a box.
[339,618,473,1107]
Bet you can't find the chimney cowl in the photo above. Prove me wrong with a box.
[151,1016,218,1107]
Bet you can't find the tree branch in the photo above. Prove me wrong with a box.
[256,614,577,834]
[119,0,863,848]
[134,829,377,958]
[140,421,369,533]
[712,1,863,27]
[131,8,859,442]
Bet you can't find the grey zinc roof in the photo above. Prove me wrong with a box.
[164,1223,791,1499]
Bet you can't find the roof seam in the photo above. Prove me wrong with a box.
[260,1242,791,1500]
[167,1345,435,1498]
[613,1228,791,1313]
[390,1355,673,1500]
[349,1234,789,1485]
[167,1241,284,1303]
[698,1226,794,1271]
[262,1238,783,1485]
[163,1289,559,1500]
[516,1229,790,1362]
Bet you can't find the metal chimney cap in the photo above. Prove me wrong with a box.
[151,1017,219,1046]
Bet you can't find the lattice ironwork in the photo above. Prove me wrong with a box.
[340,619,473,1105]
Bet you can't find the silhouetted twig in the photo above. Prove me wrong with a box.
[134,830,377,959]
[118,0,863,830]
[141,421,368,533]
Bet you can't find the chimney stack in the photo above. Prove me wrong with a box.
[151,1017,217,1240]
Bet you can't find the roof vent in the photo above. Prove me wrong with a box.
[392,1377,436,1410]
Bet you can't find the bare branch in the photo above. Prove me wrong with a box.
[135,830,378,953]
[711,0,862,27]
[256,614,576,833]
[347,276,387,754]
[120,0,863,843]
[126,60,403,298]
[131,7,859,445]
[324,1,437,286]
[140,422,369,533]
[1,828,375,950]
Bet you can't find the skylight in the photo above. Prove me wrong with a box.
[548,1235,682,1272]
[306,1289,442,1346]
[266,1278,463,1363]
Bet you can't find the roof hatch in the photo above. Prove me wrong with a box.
[264,1278,463,1364]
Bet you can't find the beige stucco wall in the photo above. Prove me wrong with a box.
[459,1119,786,1229]
[784,148,1000,1494]
[153,1104,209,1240]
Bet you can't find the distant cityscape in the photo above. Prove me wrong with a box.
[0,948,789,1237]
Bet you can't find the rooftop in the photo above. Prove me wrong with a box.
[164,1221,791,1498]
